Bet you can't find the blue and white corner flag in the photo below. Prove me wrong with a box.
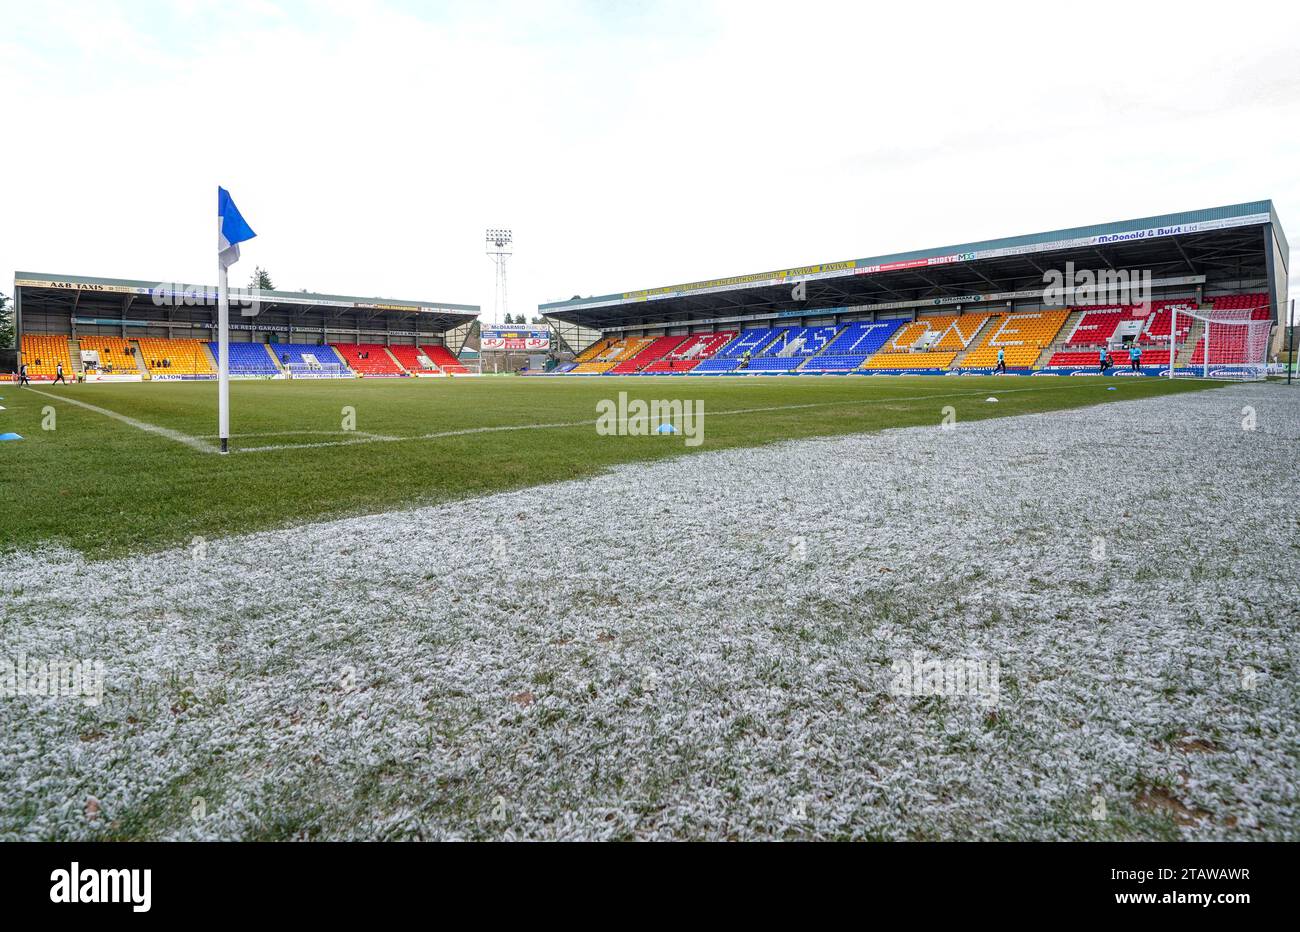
[218,187,256,269]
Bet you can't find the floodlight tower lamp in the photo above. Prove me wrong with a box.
[485,227,513,325]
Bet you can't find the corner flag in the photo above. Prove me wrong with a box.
[216,187,256,454]
[218,187,256,269]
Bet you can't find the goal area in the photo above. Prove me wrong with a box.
[1170,306,1273,381]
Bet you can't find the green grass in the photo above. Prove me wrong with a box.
[0,374,1220,558]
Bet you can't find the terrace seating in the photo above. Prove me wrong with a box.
[960,309,1069,368]
[664,331,737,360]
[330,343,406,377]
[1188,303,1271,365]
[861,351,959,370]
[574,338,614,362]
[610,335,686,374]
[138,338,214,376]
[717,328,783,358]
[801,320,906,371]
[421,345,469,374]
[1210,292,1269,312]
[932,312,997,351]
[269,343,349,376]
[740,355,805,372]
[78,336,140,374]
[691,356,744,374]
[384,344,439,373]
[1045,347,1170,368]
[20,334,75,379]
[638,331,737,373]
[860,314,975,369]
[761,325,842,358]
[569,337,653,373]
[1064,307,1126,347]
[207,341,281,376]
[1139,299,1199,345]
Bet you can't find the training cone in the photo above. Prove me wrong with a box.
[985,397,998,403]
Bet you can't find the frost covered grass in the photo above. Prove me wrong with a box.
[0,374,1214,557]
[0,382,1296,840]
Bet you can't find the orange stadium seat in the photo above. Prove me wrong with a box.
[21,334,76,379]
[137,338,214,377]
[78,336,141,374]
[960,310,1070,368]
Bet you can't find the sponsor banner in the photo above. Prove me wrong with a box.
[84,373,143,383]
[148,374,216,382]
[16,279,143,295]
[481,328,550,351]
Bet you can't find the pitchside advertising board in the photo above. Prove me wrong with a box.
[480,328,550,351]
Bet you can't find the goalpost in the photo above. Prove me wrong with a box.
[1168,305,1273,382]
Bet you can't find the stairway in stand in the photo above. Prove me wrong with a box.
[67,338,84,375]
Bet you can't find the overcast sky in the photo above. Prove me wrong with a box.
[3,0,1298,322]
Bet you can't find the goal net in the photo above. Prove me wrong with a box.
[1170,306,1273,381]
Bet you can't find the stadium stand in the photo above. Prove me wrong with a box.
[573,338,615,363]
[208,341,281,377]
[1063,306,1127,347]
[385,343,438,374]
[718,327,783,358]
[77,336,140,374]
[138,338,214,377]
[20,334,75,379]
[270,343,350,377]
[639,330,737,373]
[1188,299,1271,365]
[609,335,686,373]
[934,312,998,351]
[1139,299,1198,345]
[421,345,469,374]
[1045,347,1170,368]
[331,343,406,377]
[761,325,843,359]
[570,337,653,374]
[800,320,907,371]
[860,315,974,370]
[959,309,1070,368]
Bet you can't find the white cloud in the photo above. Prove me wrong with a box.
[2,0,1296,316]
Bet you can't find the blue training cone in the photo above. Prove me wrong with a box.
[0,433,23,441]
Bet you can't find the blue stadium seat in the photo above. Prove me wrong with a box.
[209,342,281,376]
[717,328,784,358]
[691,357,743,373]
[760,325,842,357]
[800,320,906,371]
[270,343,344,367]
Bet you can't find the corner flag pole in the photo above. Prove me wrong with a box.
[218,259,230,454]
[215,187,256,455]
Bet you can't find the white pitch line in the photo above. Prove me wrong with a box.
[21,387,217,454]
[231,382,1139,454]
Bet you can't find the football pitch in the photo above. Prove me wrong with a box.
[1,375,1218,558]
[2,377,1296,841]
